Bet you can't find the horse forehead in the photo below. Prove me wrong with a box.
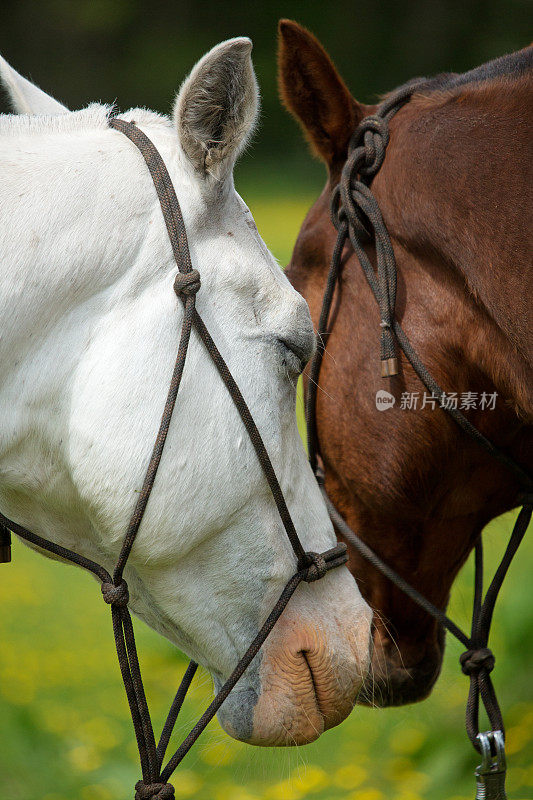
[185,196,287,295]
[98,121,287,302]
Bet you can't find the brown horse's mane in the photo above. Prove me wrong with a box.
[375,48,533,387]
[387,44,533,105]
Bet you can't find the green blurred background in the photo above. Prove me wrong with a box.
[1,2,532,799]
[1,0,532,191]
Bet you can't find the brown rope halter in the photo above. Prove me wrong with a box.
[0,117,347,800]
[306,81,532,798]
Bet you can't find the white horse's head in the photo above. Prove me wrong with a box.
[0,40,371,746]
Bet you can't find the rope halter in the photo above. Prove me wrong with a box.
[0,117,350,800]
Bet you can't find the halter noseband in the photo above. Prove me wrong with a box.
[306,80,532,799]
[0,117,347,800]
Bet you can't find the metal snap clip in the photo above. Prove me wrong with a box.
[475,730,507,800]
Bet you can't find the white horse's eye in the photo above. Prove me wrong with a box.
[277,334,313,376]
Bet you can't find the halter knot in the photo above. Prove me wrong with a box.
[101,579,129,607]
[354,115,390,178]
[332,147,373,241]
[329,184,345,230]
[174,270,201,299]
[135,781,175,800]
[460,647,495,676]
[357,113,389,143]
[299,551,328,582]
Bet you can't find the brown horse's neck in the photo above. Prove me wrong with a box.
[373,67,533,415]
[279,21,531,706]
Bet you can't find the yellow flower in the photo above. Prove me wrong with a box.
[291,765,329,793]
[397,771,430,794]
[68,744,102,772]
[505,724,531,755]
[392,791,423,800]
[264,778,303,800]
[201,739,239,765]
[334,764,367,790]
[390,726,427,756]
[79,716,122,750]
[215,787,260,800]
[346,789,384,800]
[173,770,203,797]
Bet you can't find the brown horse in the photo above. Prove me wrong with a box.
[278,20,533,706]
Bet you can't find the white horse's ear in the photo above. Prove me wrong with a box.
[0,55,69,115]
[174,37,259,180]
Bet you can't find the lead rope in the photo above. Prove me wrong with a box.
[0,118,347,800]
[306,83,533,800]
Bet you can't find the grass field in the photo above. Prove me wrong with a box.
[0,192,531,800]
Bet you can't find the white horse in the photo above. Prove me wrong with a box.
[0,39,371,746]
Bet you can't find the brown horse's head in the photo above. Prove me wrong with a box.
[278,20,533,706]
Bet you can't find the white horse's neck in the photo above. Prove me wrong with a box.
[1,108,168,359]
[0,109,185,551]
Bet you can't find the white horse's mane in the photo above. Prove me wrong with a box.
[0,103,169,136]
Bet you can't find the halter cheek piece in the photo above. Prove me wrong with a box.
[307,80,533,799]
[0,117,347,800]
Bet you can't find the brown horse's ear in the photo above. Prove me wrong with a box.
[277,19,363,170]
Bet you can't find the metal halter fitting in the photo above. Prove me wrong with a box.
[307,80,532,800]
[475,731,507,800]
[0,118,347,800]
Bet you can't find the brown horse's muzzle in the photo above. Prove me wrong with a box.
[358,621,445,707]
